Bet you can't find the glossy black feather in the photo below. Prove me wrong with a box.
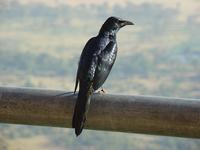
[93,41,117,90]
[72,16,133,136]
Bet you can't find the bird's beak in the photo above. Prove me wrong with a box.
[119,20,134,27]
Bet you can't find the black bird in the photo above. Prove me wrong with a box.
[72,16,134,136]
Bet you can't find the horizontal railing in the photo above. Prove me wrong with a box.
[0,86,200,138]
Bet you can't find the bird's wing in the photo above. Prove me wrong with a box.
[93,41,117,90]
[74,37,97,94]
[73,37,98,136]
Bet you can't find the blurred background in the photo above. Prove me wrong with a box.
[0,0,200,149]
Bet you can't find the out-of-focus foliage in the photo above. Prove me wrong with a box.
[0,0,200,149]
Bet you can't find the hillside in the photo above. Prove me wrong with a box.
[0,1,200,149]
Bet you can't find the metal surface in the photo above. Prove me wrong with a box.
[0,86,200,138]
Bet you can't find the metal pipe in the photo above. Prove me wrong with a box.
[0,86,200,138]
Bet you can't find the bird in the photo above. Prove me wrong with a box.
[72,16,134,136]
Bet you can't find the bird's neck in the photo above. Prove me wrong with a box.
[98,30,116,40]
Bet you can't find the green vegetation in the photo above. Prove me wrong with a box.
[0,1,199,150]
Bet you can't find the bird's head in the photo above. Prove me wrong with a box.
[99,16,134,36]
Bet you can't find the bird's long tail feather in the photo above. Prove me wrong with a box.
[72,82,93,136]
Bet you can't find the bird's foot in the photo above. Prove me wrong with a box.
[98,88,106,94]
[101,88,106,93]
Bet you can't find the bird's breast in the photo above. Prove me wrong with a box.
[103,43,117,65]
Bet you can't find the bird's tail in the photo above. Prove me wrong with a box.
[72,82,93,136]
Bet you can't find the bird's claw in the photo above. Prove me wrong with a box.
[98,88,106,94]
